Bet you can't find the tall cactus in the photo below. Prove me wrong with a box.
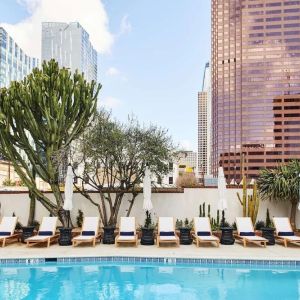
[237,176,260,224]
[0,60,100,226]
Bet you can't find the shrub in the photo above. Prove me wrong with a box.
[76,209,84,228]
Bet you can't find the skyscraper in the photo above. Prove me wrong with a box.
[212,0,300,182]
[42,22,97,82]
[0,27,39,88]
[198,62,211,177]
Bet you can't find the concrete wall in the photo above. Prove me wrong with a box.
[0,188,298,228]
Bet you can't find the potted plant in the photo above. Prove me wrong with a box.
[177,218,193,245]
[140,211,155,245]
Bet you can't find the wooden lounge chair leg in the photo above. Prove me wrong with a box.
[217,240,220,247]
[47,239,50,248]
[2,238,5,248]
[243,238,246,247]
[284,239,287,248]
[93,238,96,247]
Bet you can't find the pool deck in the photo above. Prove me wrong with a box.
[0,241,299,261]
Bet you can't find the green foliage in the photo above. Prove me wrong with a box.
[12,212,23,230]
[175,218,193,229]
[2,178,16,186]
[0,60,100,226]
[265,208,273,228]
[74,110,174,226]
[199,202,228,231]
[31,220,40,230]
[76,209,84,228]
[143,211,155,229]
[237,176,260,224]
[257,160,300,228]
[255,220,265,230]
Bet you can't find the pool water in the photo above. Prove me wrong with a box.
[0,262,299,300]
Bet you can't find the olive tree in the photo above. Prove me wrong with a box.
[73,111,174,226]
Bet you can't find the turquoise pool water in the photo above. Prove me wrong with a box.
[0,262,299,299]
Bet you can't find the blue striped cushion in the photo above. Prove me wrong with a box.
[39,231,53,236]
[240,232,255,236]
[278,231,294,236]
[120,231,134,236]
[160,231,175,236]
[197,231,211,236]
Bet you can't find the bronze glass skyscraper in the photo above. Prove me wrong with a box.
[212,0,300,182]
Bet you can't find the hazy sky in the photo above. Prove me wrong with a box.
[0,0,211,150]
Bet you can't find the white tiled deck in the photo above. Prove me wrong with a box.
[1,241,299,261]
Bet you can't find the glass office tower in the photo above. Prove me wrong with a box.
[42,22,97,83]
[212,0,300,182]
[0,27,39,88]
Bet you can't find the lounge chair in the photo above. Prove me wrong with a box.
[72,217,100,247]
[25,217,58,247]
[193,217,220,247]
[157,217,179,247]
[0,217,19,247]
[115,217,138,247]
[235,217,267,247]
[273,217,300,247]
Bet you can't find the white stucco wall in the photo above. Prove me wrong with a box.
[0,188,298,228]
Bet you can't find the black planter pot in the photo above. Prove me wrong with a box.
[21,226,35,243]
[179,228,192,245]
[220,227,235,245]
[261,227,275,245]
[58,227,72,246]
[141,228,154,245]
[103,226,116,244]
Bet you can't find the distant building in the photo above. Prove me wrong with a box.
[198,62,211,178]
[42,22,97,82]
[0,27,39,88]
[212,0,300,182]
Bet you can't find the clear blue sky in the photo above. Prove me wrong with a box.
[0,0,211,150]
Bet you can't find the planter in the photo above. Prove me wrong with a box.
[141,228,154,245]
[21,226,35,243]
[261,227,275,245]
[220,227,235,245]
[179,227,192,245]
[103,226,116,244]
[58,227,72,246]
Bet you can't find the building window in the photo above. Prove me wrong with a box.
[169,177,173,185]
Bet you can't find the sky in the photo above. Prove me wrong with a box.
[0,0,211,151]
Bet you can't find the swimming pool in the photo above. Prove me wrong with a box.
[0,260,299,300]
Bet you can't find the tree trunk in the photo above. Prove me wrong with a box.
[27,191,36,226]
[126,193,138,217]
[290,200,297,230]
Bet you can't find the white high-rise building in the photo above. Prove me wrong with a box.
[198,62,211,177]
[42,22,97,83]
[0,27,39,88]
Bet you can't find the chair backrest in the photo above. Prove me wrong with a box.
[236,217,254,234]
[273,217,293,234]
[119,217,136,233]
[39,217,58,235]
[194,217,211,234]
[0,217,17,235]
[82,217,99,235]
[158,217,174,233]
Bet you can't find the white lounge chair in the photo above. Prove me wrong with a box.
[273,217,300,247]
[0,217,19,247]
[72,217,100,247]
[25,217,58,247]
[193,217,219,247]
[157,217,179,247]
[115,217,138,247]
[235,217,267,247]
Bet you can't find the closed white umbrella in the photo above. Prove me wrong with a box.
[63,165,73,211]
[218,167,228,211]
[143,167,153,211]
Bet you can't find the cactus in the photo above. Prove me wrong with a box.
[208,204,211,218]
[203,203,205,217]
[237,176,260,224]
